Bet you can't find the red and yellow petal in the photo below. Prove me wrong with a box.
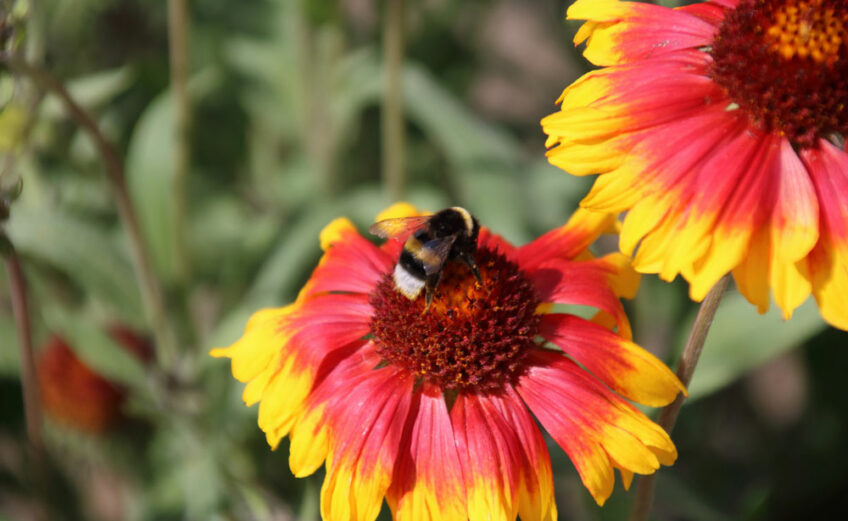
[387,384,467,521]
[451,390,556,521]
[213,293,373,448]
[300,218,394,299]
[599,107,740,240]
[731,139,820,318]
[211,308,300,446]
[516,349,676,506]
[451,393,519,521]
[375,202,422,222]
[804,140,848,330]
[479,228,519,260]
[517,208,618,269]
[585,252,640,332]
[567,0,719,66]
[529,257,634,339]
[490,387,557,521]
[254,355,317,448]
[320,364,415,521]
[289,344,384,478]
[677,1,736,25]
[544,56,731,264]
[678,133,785,301]
[605,252,641,298]
[539,314,685,407]
[771,140,820,264]
[210,307,311,447]
[285,293,374,355]
[265,299,372,445]
[543,50,720,160]
[210,305,298,384]
[620,115,752,278]
[289,401,331,477]
[581,104,797,305]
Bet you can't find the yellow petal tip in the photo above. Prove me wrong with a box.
[375,202,420,222]
[209,347,231,358]
[320,217,356,251]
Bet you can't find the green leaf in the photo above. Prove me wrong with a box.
[237,482,273,521]
[125,70,220,285]
[455,160,591,245]
[125,90,179,285]
[41,67,135,120]
[331,48,382,134]
[522,159,593,232]
[684,290,827,400]
[226,36,300,139]
[188,194,278,280]
[6,205,143,322]
[206,201,350,349]
[51,174,114,214]
[207,185,446,348]
[43,306,151,394]
[651,472,728,521]
[458,168,530,244]
[147,425,226,521]
[404,63,523,169]
[238,184,398,308]
[296,478,320,521]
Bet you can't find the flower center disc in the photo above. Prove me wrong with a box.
[369,247,540,392]
[708,0,848,147]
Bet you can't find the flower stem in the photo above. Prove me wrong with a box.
[628,274,731,521]
[4,246,44,460]
[166,0,192,288]
[1,56,178,369]
[382,0,406,202]
[296,17,334,200]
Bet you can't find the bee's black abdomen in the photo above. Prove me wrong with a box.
[399,248,427,280]
[393,248,427,300]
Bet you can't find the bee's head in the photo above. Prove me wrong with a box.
[446,206,478,240]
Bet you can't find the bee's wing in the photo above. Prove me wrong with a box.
[421,235,457,276]
[368,215,431,239]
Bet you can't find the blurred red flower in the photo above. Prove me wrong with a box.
[36,327,151,433]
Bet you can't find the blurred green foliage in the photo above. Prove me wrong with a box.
[0,0,846,520]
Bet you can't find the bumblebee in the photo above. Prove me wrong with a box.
[369,207,482,310]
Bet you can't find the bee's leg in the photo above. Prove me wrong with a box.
[462,253,483,285]
[422,274,440,313]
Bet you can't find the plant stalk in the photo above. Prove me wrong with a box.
[1,56,178,368]
[167,0,191,286]
[628,274,731,521]
[296,17,335,200]
[4,247,43,459]
[382,0,405,201]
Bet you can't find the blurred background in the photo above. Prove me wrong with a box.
[0,0,846,520]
